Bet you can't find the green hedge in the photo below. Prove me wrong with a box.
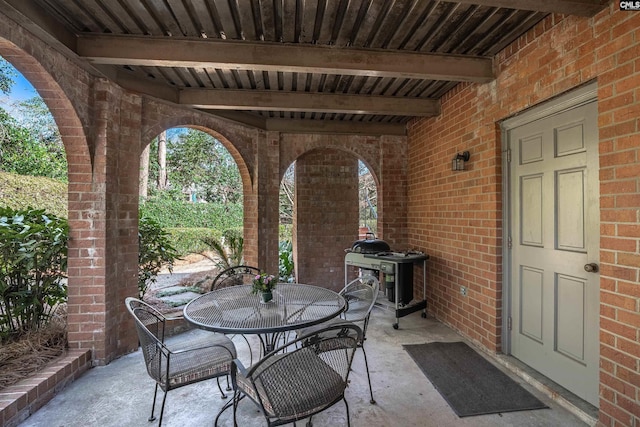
[0,172,67,218]
[167,227,222,257]
[140,198,242,229]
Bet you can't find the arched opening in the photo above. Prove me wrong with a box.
[284,147,380,289]
[278,162,295,282]
[138,126,247,308]
[0,54,81,384]
[359,160,378,238]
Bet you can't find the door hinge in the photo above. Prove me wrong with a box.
[508,235,512,249]
[508,316,512,331]
[506,148,511,163]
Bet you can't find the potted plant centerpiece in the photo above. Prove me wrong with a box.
[252,273,277,303]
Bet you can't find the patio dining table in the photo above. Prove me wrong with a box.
[183,283,347,354]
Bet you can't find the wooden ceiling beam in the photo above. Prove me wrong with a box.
[180,88,440,116]
[265,118,407,136]
[109,72,407,135]
[76,34,495,83]
[441,0,608,17]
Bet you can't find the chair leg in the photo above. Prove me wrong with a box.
[148,383,159,421]
[216,377,228,398]
[157,390,169,427]
[343,397,351,427]
[214,394,235,427]
[232,391,241,427]
[361,345,376,404]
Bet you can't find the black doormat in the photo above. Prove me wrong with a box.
[403,341,548,417]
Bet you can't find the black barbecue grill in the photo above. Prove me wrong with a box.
[344,233,429,329]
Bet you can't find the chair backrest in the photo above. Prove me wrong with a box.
[211,265,262,291]
[125,297,168,382]
[240,323,362,420]
[341,275,379,324]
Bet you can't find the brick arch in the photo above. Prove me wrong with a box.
[283,145,382,230]
[142,121,253,194]
[278,133,407,284]
[0,38,91,172]
[278,137,382,187]
[140,117,261,266]
[141,116,254,194]
[0,37,110,357]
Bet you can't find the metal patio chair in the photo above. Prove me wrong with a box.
[222,323,362,427]
[125,297,237,427]
[210,265,262,290]
[297,275,380,404]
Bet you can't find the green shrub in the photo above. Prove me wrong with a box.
[166,227,221,256]
[138,216,179,299]
[140,196,242,229]
[0,172,67,218]
[0,207,68,342]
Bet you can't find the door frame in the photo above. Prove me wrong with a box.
[500,81,598,355]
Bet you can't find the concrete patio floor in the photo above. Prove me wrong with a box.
[19,302,596,427]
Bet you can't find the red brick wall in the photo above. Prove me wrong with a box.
[280,133,408,289]
[294,148,359,290]
[407,5,640,426]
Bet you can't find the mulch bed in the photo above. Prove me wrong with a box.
[0,312,67,391]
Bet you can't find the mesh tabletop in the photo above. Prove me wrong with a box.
[183,284,346,335]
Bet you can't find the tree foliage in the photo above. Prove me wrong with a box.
[149,128,242,204]
[279,163,294,225]
[0,57,16,96]
[359,161,377,232]
[0,106,67,181]
[0,58,66,182]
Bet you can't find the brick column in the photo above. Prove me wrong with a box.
[67,80,140,364]
[294,149,359,290]
[251,131,280,275]
[379,135,408,250]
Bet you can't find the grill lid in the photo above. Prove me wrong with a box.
[349,233,391,254]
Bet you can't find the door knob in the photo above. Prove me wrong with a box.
[584,263,599,273]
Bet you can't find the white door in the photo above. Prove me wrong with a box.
[507,99,600,406]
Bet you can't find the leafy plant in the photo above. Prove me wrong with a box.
[278,240,295,283]
[0,207,68,342]
[138,216,179,299]
[200,228,244,270]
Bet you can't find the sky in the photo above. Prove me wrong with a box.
[1,57,39,114]
[9,72,37,101]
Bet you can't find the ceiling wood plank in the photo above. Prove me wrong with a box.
[179,88,440,116]
[76,34,495,83]
[438,0,607,17]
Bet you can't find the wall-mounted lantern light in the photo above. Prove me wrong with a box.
[452,151,470,171]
